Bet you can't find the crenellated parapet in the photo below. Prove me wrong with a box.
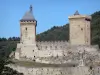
[36,41,69,50]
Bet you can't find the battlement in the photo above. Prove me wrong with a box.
[68,15,91,19]
[36,41,69,50]
[20,20,36,24]
[36,41,68,45]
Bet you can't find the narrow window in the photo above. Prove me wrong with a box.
[36,45,38,47]
[81,28,83,31]
[33,60,35,62]
[73,65,75,67]
[90,66,92,70]
[25,27,27,30]
[55,46,57,48]
[98,68,99,73]
[45,46,47,49]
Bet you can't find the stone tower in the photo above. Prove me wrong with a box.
[68,11,91,45]
[14,5,37,59]
[20,5,37,45]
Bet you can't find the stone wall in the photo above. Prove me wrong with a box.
[93,66,100,75]
[36,41,68,50]
[14,42,99,64]
[20,21,36,45]
[14,41,69,60]
[7,64,91,75]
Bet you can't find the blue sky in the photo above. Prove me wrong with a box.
[0,0,100,38]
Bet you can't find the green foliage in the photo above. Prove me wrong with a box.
[0,38,7,41]
[0,41,18,58]
[0,59,5,74]
[91,11,100,47]
[36,24,69,41]
[0,40,20,74]
[8,37,20,41]
[0,58,23,75]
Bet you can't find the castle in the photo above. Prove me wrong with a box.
[8,5,100,75]
[14,5,91,60]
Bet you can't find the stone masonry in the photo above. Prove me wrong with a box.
[8,5,100,75]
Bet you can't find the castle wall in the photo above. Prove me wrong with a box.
[17,41,68,58]
[15,41,69,60]
[15,42,99,64]
[7,64,90,75]
[37,41,68,50]
[93,66,100,75]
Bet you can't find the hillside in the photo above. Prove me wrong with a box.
[36,24,69,41]
[91,11,100,46]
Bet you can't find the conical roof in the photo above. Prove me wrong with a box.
[20,5,36,21]
[74,10,80,15]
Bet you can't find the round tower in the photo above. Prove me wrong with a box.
[20,5,37,45]
[68,11,91,45]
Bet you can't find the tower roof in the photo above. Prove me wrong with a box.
[20,5,36,21]
[74,10,80,15]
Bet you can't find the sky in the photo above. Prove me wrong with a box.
[0,0,100,38]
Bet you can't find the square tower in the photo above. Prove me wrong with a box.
[20,5,37,45]
[68,11,91,45]
[14,5,37,60]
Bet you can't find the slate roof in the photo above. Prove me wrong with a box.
[20,5,36,21]
[74,10,80,15]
